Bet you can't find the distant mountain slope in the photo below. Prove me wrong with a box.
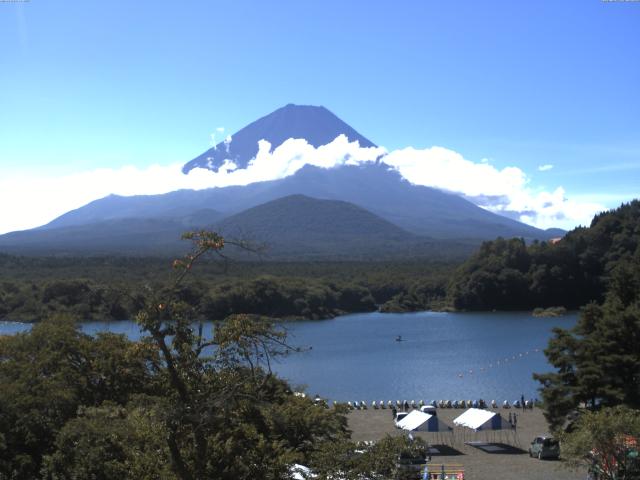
[0,218,195,256]
[0,209,222,256]
[3,103,564,255]
[262,163,551,240]
[215,194,417,258]
[212,194,477,260]
[41,163,555,241]
[42,194,222,230]
[182,104,376,173]
[0,195,474,259]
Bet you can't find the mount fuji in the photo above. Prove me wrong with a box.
[0,104,561,258]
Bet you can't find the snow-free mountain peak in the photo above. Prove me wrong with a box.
[182,104,376,174]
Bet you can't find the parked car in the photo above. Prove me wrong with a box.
[394,411,409,428]
[529,436,560,459]
[420,405,437,416]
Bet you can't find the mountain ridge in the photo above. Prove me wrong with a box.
[41,162,556,241]
[1,104,564,256]
[182,103,376,174]
[0,195,476,259]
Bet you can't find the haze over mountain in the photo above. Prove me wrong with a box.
[0,104,563,257]
[0,195,474,259]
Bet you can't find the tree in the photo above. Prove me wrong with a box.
[309,435,429,480]
[134,231,350,479]
[0,315,157,479]
[0,231,355,479]
[534,252,640,430]
[42,402,172,480]
[560,406,640,480]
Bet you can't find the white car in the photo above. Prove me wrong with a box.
[420,405,437,416]
[394,411,409,428]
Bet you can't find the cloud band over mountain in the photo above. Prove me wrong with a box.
[0,136,606,234]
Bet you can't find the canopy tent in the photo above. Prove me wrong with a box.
[453,408,516,445]
[453,408,504,431]
[397,410,453,445]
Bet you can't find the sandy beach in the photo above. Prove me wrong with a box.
[347,405,586,480]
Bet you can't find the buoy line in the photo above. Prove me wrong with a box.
[455,347,542,379]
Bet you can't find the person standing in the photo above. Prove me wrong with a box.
[521,394,525,411]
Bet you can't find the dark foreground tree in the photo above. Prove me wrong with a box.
[0,232,351,479]
[534,252,640,430]
[130,231,348,479]
[0,315,158,478]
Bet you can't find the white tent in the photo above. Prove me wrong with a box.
[397,410,432,431]
[452,408,516,445]
[397,410,453,445]
[453,408,503,431]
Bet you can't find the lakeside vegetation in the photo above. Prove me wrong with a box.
[0,232,428,480]
[0,256,455,322]
[0,203,638,478]
[447,200,640,311]
[1,201,639,324]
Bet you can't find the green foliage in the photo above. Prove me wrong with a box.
[0,254,457,322]
[202,275,376,320]
[380,277,448,312]
[0,315,157,478]
[449,201,640,311]
[125,231,353,479]
[534,248,640,430]
[309,435,429,480]
[560,406,640,480]
[0,231,360,479]
[42,402,172,480]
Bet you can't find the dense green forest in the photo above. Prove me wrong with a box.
[1,201,639,322]
[0,255,455,322]
[534,246,640,430]
[448,201,640,311]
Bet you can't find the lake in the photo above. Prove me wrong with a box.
[0,310,577,403]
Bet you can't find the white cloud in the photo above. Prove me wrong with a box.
[380,146,604,230]
[383,146,528,198]
[223,134,233,154]
[210,127,226,145]
[0,135,609,234]
[0,136,384,234]
[538,164,554,171]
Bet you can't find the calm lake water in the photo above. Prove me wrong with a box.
[0,311,577,403]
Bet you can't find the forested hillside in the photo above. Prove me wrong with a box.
[448,201,640,310]
[0,255,454,322]
[2,201,638,321]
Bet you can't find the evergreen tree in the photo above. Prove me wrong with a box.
[534,251,640,430]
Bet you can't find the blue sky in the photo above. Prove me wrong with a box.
[0,0,639,233]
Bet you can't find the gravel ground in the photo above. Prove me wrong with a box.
[347,406,586,480]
